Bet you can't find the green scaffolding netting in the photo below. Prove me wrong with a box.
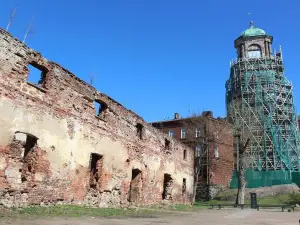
[226,57,300,172]
[230,170,300,188]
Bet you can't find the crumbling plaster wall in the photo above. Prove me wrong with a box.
[0,28,194,208]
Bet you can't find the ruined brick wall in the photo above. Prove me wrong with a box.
[0,28,194,208]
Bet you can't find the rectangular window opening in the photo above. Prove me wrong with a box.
[248,50,261,58]
[129,169,142,203]
[215,147,220,158]
[165,139,170,150]
[182,178,186,195]
[94,100,108,118]
[181,128,186,139]
[23,134,38,159]
[168,130,174,138]
[183,149,187,160]
[196,128,201,137]
[89,153,103,189]
[15,132,38,183]
[214,131,219,140]
[136,123,143,140]
[195,145,201,157]
[162,173,173,200]
[27,63,47,87]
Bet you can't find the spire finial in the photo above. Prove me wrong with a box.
[250,21,254,27]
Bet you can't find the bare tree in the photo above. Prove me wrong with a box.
[183,115,207,203]
[183,113,233,203]
[89,73,95,86]
[234,129,250,205]
[6,8,16,32]
[23,15,35,43]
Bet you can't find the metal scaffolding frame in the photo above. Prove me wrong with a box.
[226,55,300,171]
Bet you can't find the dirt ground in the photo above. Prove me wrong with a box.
[1,209,299,225]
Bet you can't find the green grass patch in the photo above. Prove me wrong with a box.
[288,192,300,205]
[0,205,156,219]
[1,193,298,219]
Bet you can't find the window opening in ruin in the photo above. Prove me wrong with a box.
[89,153,103,189]
[165,138,170,150]
[136,123,144,140]
[23,134,38,159]
[183,149,187,160]
[162,173,173,200]
[129,169,142,203]
[27,63,47,87]
[14,132,38,183]
[94,100,108,118]
[182,178,186,195]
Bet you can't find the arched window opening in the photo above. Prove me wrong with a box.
[94,99,108,119]
[248,44,262,58]
[183,149,187,160]
[136,123,144,140]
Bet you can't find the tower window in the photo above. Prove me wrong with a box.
[248,44,262,58]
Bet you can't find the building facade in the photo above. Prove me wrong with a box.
[226,22,300,187]
[151,111,234,199]
[0,28,194,208]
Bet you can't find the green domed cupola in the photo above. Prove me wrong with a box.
[241,21,266,37]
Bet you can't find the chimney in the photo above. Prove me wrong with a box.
[174,113,179,120]
[202,111,213,118]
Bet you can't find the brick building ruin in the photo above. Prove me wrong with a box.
[151,112,234,200]
[0,28,194,208]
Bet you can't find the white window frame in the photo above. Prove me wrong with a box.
[181,128,186,139]
[214,131,219,140]
[195,128,201,137]
[195,145,201,157]
[215,146,219,158]
[169,130,174,138]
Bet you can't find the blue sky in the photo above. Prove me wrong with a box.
[1,0,300,122]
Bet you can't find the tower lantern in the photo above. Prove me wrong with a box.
[235,21,273,59]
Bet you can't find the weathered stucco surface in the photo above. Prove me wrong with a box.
[0,28,194,208]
